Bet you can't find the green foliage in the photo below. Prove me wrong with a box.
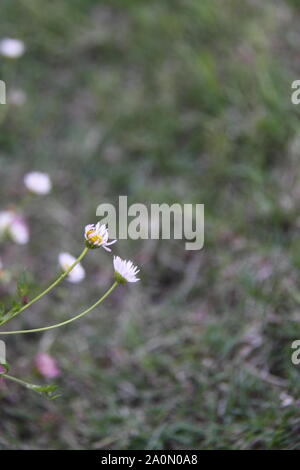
[17,271,30,300]
[28,384,61,400]
[0,303,5,320]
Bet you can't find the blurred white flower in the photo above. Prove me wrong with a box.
[24,171,52,195]
[0,38,25,58]
[113,256,140,284]
[58,252,85,283]
[84,223,116,251]
[0,210,29,245]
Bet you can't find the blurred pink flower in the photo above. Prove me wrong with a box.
[35,353,60,379]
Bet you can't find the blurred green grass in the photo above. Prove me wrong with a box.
[1,0,300,449]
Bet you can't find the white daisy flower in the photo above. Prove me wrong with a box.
[84,222,117,251]
[113,256,140,284]
[58,252,85,283]
[24,171,52,195]
[0,38,25,58]
[0,210,29,245]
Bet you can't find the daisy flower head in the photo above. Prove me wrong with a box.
[58,252,85,283]
[113,256,140,284]
[84,222,117,251]
[24,171,52,195]
[0,38,25,58]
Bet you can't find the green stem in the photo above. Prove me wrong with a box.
[1,373,32,388]
[0,281,118,335]
[0,246,89,326]
[1,373,60,399]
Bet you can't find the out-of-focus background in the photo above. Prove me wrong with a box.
[1,0,300,450]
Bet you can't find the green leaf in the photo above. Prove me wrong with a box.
[0,302,21,325]
[0,303,6,319]
[11,300,22,312]
[17,271,30,298]
[27,383,61,400]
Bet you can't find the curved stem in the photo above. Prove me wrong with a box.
[0,281,118,335]
[1,373,60,398]
[1,373,32,388]
[0,246,89,327]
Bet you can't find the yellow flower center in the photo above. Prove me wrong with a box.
[87,229,102,245]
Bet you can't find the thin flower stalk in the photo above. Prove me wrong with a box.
[0,281,118,335]
[0,246,89,326]
[1,373,60,399]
